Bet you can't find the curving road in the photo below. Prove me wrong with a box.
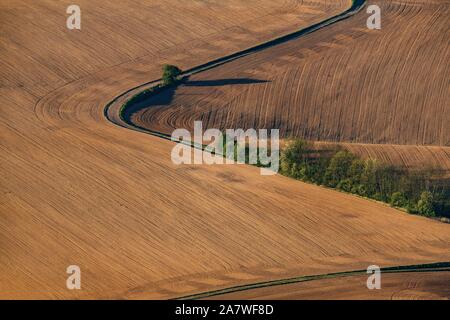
[105,0,366,138]
[4,0,450,299]
[103,0,450,300]
[104,0,450,300]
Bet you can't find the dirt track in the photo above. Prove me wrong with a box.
[1,0,449,299]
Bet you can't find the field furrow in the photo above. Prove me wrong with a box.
[1,0,449,299]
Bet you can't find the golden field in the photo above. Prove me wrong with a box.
[130,0,449,170]
[1,0,449,299]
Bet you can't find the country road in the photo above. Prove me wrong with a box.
[105,0,366,137]
[2,0,449,299]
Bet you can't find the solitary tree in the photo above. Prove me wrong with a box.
[162,64,181,86]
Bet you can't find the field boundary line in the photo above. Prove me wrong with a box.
[173,262,450,300]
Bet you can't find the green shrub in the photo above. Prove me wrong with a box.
[406,202,418,214]
[390,192,408,208]
[290,163,301,179]
[374,163,401,201]
[305,158,329,185]
[373,192,384,202]
[162,64,181,86]
[278,140,446,219]
[337,178,353,192]
[349,158,365,185]
[280,139,312,176]
[353,184,367,197]
[360,159,377,197]
[417,191,436,217]
[324,150,355,187]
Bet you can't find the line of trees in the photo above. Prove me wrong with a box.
[280,139,449,218]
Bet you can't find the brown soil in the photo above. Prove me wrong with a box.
[1,0,449,299]
[130,0,449,170]
[205,271,450,300]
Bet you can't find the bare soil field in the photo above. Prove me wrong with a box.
[1,0,449,299]
[313,142,450,175]
[130,0,449,170]
[206,271,450,300]
[273,140,450,174]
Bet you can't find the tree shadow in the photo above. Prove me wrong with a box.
[183,78,269,87]
[121,84,179,122]
[123,77,269,122]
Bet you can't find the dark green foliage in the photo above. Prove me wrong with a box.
[162,64,182,86]
[353,184,368,197]
[337,178,353,192]
[390,192,408,208]
[417,191,435,217]
[220,133,272,168]
[280,139,333,184]
[305,157,330,185]
[348,158,365,186]
[360,159,377,197]
[372,192,384,202]
[280,139,448,218]
[280,139,312,175]
[432,186,450,218]
[406,202,419,214]
[323,151,355,187]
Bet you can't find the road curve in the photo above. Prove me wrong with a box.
[103,0,450,300]
[5,0,450,299]
[105,0,366,137]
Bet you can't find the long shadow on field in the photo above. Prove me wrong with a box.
[110,0,367,137]
[184,78,269,87]
[123,77,269,123]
